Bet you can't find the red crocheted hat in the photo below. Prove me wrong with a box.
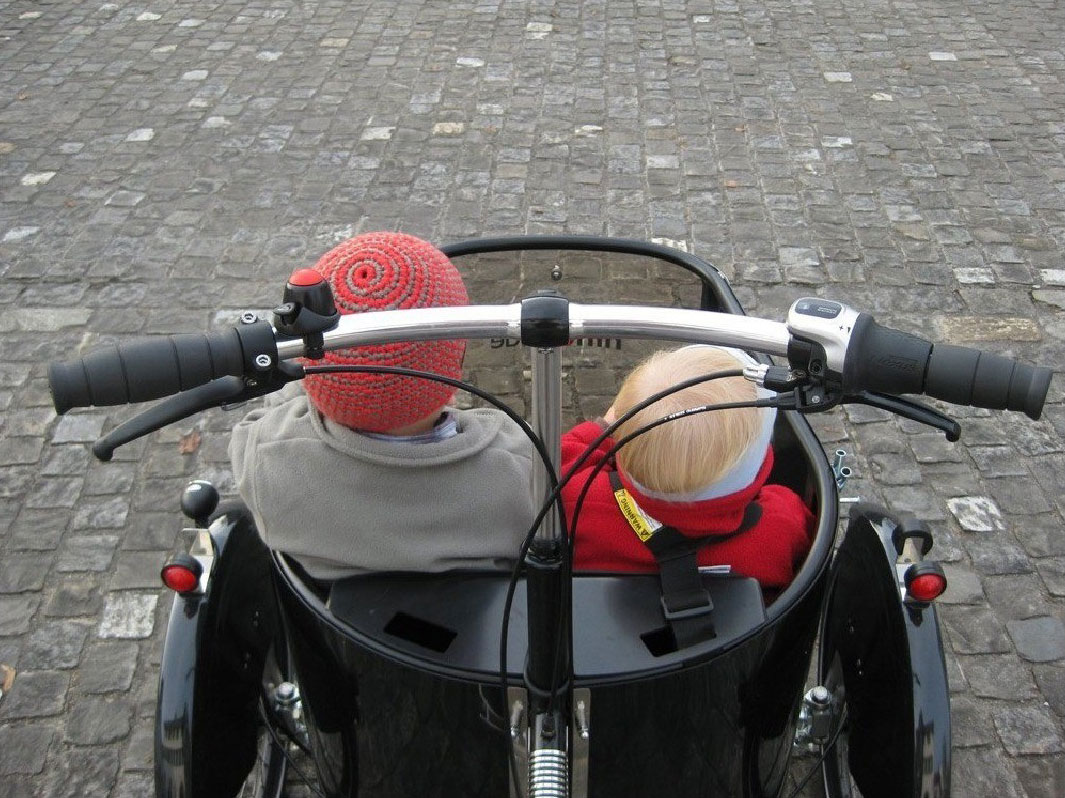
[302,232,469,433]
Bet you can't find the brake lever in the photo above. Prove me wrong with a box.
[91,369,302,461]
[848,391,961,441]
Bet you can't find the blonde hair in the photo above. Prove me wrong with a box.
[613,347,764,495]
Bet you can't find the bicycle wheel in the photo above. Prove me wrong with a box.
[819,651,863,798]
[236,643,290,798]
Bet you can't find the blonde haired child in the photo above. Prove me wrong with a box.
[561,345,813,591]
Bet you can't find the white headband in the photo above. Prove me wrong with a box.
[624,346,777,502]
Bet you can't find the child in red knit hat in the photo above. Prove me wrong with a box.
[561,345,814,592]
[229,232,537,580]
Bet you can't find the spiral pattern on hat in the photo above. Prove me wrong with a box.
[301,232,469,433]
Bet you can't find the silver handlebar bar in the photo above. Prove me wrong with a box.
[273,303,795,361]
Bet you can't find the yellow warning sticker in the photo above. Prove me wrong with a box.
[613,488,660,542]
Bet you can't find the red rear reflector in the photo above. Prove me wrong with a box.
[162,564,200,593]
[288,268,323,287]
[908,573,946,602]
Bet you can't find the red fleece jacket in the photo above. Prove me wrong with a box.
[561,421,815,590]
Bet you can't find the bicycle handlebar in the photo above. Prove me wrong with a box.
[47,297,1053,421]
[849,319,1051,420]
[48,322,278,416]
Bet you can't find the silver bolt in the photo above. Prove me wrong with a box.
[833,449,847,471]
[509,700,525,739]
[254,354,273,369]
[575,699,590,740]
[275,682,297,704]
[240,312,258,324]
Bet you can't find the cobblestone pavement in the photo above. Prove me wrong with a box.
[2,0,1064,795]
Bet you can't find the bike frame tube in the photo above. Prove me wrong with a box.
[530,346,563,548]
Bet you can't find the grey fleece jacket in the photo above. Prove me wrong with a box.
[229,390,537,580]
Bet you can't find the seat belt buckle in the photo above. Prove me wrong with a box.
[660,589,714,622]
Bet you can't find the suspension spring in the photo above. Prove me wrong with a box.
[528,747,568,798]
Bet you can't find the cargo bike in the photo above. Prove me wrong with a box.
[46,236,1053,798]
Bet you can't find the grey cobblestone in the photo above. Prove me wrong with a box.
[35,747,121,798]
[65,695,132,745]
[1013,755,1065,798]
[0,670,69,720]
[0,594,40,636]
[3,0,1064,794]
[995,704,1065,756]
[941,606,1013,655]
[956,655,1038,701]
[76,641,139,695]
[20,619,92,670]
[1007,616,1065,663]
[986,574,1060,621]
[953,746,1025,797]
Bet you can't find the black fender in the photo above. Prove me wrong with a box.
[819,504,951,798]
[154,508,280,798]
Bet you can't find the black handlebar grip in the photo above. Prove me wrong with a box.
[926,343,1052,420]
[49,328,252,415]
[842,314,933,397]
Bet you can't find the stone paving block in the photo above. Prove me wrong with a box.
[1006,616,1065,663]
[122,722,155,772]
[950,694,998,747]
[0,670,69,720]
[1013,516,1065,559]
[43,577,103,618]
[985,573,1059,621]
[968,537,1035,576]
[952,746,1026,797]
[19,619,92,670]
[940,606,1013,655]
[76,641,139,695]
[947,495,1005,532]
[1013,755,1065,798]
[0,553,52,593]
[994,703,1064,755]
[969,446,1030,478]
[51,415,106,443]
[6,509,68,551]
[0,594,41,636]
[989,477,1053,516]
[55,533,119,573]
[0,724,54,775]
[70,496,130,530]
[98,592,158,640]
[65,695,133,744]
[109,551,168,591]
[940,565,985,605]
[957,654,1037,700]
[1034,665,1065,717]
[112,771,154,798]
[33,747,120,798]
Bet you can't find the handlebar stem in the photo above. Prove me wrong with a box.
[530,346,563,549]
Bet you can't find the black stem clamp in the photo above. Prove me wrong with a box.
[272,268,341,359]
[520,290,570,348]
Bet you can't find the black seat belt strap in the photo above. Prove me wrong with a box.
[608,472,716,646]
